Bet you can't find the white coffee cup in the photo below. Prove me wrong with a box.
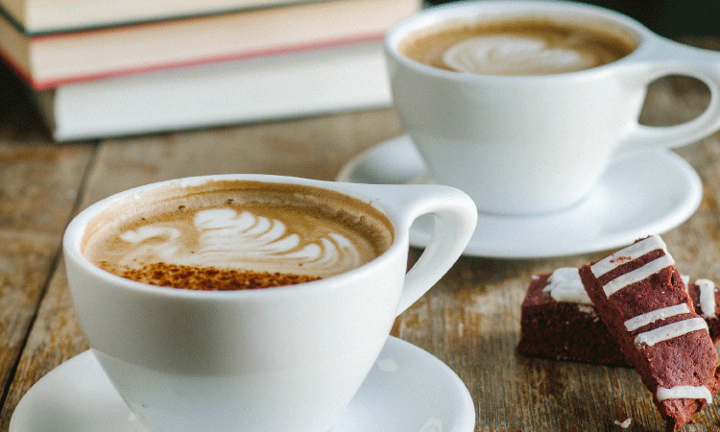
[384,0,720,215]
[63,174,477,432]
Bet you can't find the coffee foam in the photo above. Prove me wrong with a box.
[443,35,595,75]
[398,18,637,76]
[115,207,364,276]
[83,180,394,289]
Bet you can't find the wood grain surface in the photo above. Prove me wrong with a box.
[2,43,720,432]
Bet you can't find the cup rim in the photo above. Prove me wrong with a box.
[62,174,403,300]
[384,0,652,81]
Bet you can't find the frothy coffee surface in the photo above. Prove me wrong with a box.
[82,180,393,290]
[399,19,636,75]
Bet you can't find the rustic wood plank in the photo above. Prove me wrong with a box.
[78,109,402,207]
[0,141,92,425]
[0,259,88,432]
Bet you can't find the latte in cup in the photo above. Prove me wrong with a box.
[82,180,393,290]
[398,18,637,75]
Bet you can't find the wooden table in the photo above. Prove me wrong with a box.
[2,39,720,432]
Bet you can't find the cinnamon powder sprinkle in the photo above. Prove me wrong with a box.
[115,262,321,290]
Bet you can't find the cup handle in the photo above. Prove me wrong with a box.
[617,38,720,157]
[393,185,477,315]
[336,182,477,316]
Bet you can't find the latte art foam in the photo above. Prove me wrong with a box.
[398,18,636,76]
[83,180,393,290]
[443,35,594,75]
[116,208,363,277]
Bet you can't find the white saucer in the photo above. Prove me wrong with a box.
[10,336,476,432]
[337,135,702,258]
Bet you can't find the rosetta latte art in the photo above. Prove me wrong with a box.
[443,35,594,75]
[117,208,363,277]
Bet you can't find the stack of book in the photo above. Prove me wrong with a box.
[0,0,421,141]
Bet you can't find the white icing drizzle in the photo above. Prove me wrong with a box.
[623,303,690,332]
[697,279,717,319]
[634,317,708,347]
[602,254,675,297]
[657,385,713,404]
[542,267,592,305]
[591,235,668,278]
[614,418,632,428]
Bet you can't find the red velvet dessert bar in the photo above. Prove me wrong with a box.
[517,270,720,366]
[579,235,720,432]
[516,269,626,365]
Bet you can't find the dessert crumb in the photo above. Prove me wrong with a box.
[614,417,632,428]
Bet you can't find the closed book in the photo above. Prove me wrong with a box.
[0,0,327,34]
[33,40,392,141]
[0,0,420,90]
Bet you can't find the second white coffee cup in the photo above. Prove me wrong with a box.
[385,0,720,215]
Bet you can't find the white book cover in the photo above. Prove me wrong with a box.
[34,40,392,141]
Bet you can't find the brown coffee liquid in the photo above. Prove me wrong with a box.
[399,18,637,75]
